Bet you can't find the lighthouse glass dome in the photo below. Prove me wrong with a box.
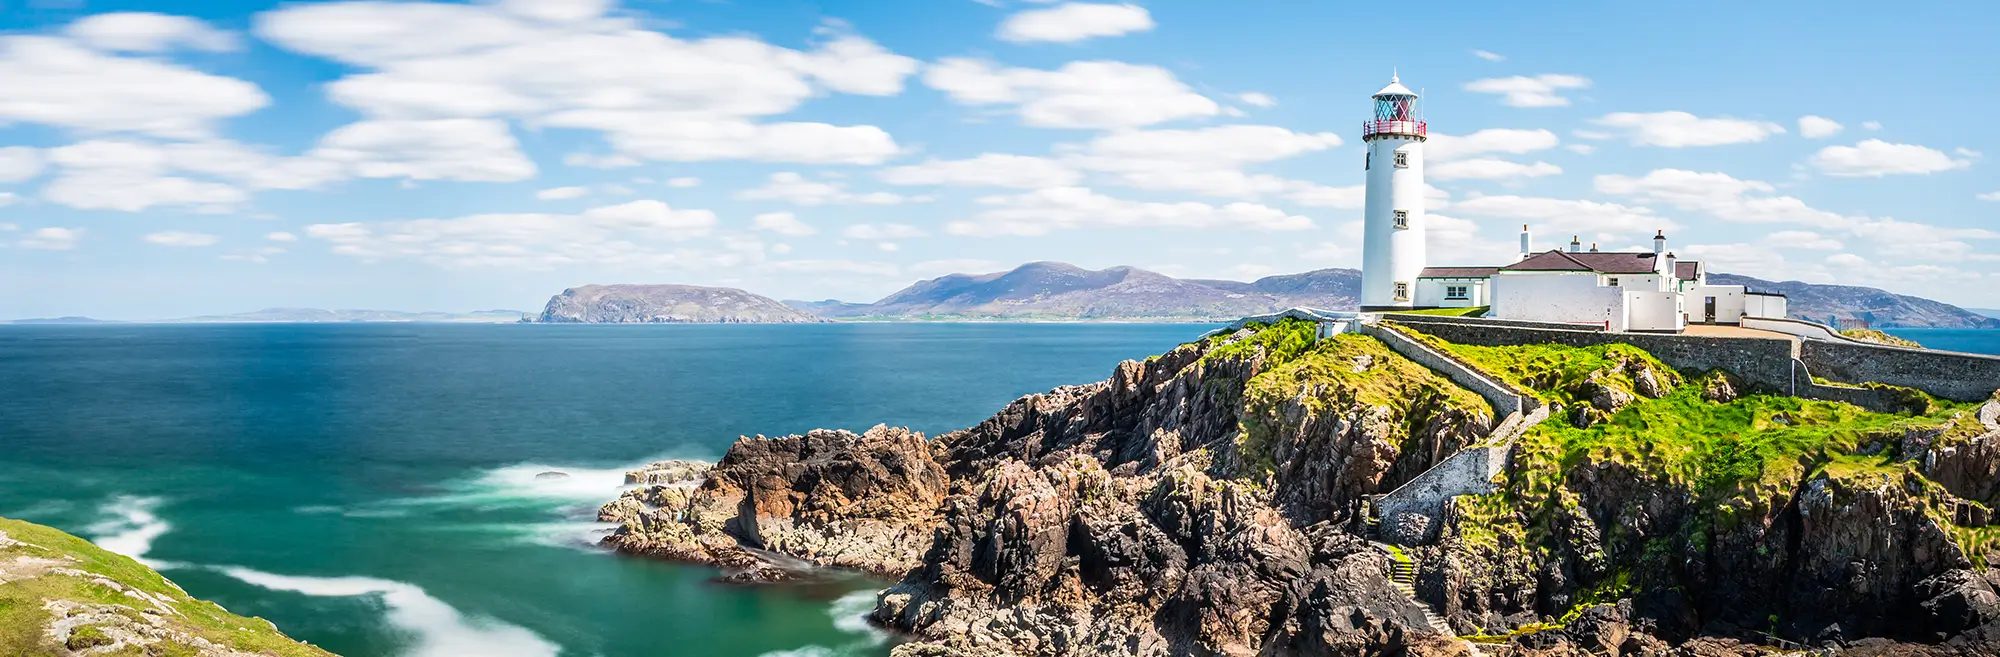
[1364,78,1425,139]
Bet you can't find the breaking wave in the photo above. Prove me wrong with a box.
[86,495,171,567]
[216,566,561,657]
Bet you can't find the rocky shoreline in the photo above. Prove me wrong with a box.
[598,322,2000,656]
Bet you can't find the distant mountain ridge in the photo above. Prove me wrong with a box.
[1708,273,2000,329]
[797,261,1360,320]
[532,284,825,324]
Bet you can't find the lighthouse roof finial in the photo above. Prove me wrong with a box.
[1372,72,1417,98]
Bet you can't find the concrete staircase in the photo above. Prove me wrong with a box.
[1373,541,1489,655]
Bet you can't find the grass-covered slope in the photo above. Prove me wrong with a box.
[1394,327,1997,644]
[0,517,336,657]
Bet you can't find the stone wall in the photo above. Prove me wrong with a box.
[1801,340,2000,403]
[1360,322,1532,418]
[1390,317,1803,394]
[1377,444,1510,545]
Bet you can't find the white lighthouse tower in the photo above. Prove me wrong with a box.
[1359,74,1427,310]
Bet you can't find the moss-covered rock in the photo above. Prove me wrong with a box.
[0,516,338,657]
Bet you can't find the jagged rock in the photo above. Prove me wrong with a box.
[623,459,713,486]
[1700,370,1742,403]
[1918,570,2000,637]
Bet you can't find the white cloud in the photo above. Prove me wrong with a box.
[1862,121,1882,131]
[1471,50,1505,62]
[666,177,701,188]
[143,230,221,247]
[65,12,240,53]
[736,172,917,206]
[1429,159,1561,181]
[0,35,268,138]
[1798,115,1843,139]
[306,199,723,268]
[996,3,1154,43]
[947,186,1312,237]
[1451,194,1674,239]
[1764,230,1843,250]
[1806,139,1975,177]
[1060,125,1341,197]
[1593,169,1850,227]
[309,119,536,182]
[0,147,42,183]
[1427,128,1559,160]
[1236,92,1276,108]
[563,153,641,169]
[1285,183,1365,209]
[266,231,298,242]
[1979,191,2000,202]
[753,211,816,237]
[907,258,1002,277]
[1566,144,1595,155]
[42,140,250,212]
[1588,111,1786,147]
[537,186,589,200]
[1463,74,1590,108]
[254,2,916,165]
[0,192,14,207]
[923,58,1218,130]
[19,227,84,251]
[843,223,926,239]
[878,154,1079,189]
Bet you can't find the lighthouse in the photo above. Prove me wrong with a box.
[1359,74,1427,310]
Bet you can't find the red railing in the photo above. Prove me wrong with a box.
[1363,120,1426,138]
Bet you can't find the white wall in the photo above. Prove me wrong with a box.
[1691,284,1747,324]
[1415,278,1486,308]
[1625,290,1684,331]
[1361,135,1427,308]
[1606,273,1663,292]
[1491,272,1626,329]
[1744,294,1788,319]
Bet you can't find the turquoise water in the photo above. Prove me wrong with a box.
[0,323,1211,657]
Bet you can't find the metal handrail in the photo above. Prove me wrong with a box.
[1362,120,1427,137]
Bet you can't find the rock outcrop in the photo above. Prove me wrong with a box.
[0,517,337,657]
[532,284,826,324]
[599,320,2000,656]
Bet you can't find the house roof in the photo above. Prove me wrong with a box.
[1418,266,1501,278]
[1498,250,1703,279]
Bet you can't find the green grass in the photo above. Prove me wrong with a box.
[1391,306,1489,317]
[0,517,337,657]
[1202,317,1322,369]
[1398,328,1676,410]
[1840,328,1923,348]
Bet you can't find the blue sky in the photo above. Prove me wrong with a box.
[1,0,1995,319]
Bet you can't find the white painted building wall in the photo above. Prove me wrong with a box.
[1625,290,1685,331]
[1690,284,1748,324]
[1490,272,1627,329]
[1415,278,1487,308]
[1744,293,1788,319]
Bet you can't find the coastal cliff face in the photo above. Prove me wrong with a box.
[0,517,337,657]
[533,283,826,324]
[599,320,2000,656]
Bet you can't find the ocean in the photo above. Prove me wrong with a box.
[0,323,1211,657]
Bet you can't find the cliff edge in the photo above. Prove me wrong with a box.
[0,517,337,657]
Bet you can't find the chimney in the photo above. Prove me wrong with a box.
[1653,230,1667,255]
[1568,235,1581,253]
[1519,224,1532,261]
[1589,243,1600,253]
[1664,251,1678,290]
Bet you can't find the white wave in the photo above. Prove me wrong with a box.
[829,589,887,644]
[294,504,409,519]
[87,495,170,567]
[759,648,841,657]
[216,566,560,657]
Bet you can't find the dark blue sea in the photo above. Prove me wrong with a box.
[0,323,1212,657]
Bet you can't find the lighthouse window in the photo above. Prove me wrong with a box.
[1365,153,1370,170]
[1446,285,1469,300]
[1394,151,1409,168]
[1393,282,1410,301]
[1393,210,1409,228]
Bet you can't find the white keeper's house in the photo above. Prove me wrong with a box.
[1355,74,1786,332]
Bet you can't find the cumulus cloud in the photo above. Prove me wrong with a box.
[65,12,240,53]
[736,172,917,206]
[753,212,816,237]
[0,35,268,138]
[1236,92,1277,108]
[1764,230,1843,250]
[1429,159,1561,181]
[254,1,916,165]
[878,154,1080,189]
[143,231,221,247]
[1587,112,1786,147]
[306,200,724,268]
[1806,139,1975,177]
[536,186,589,200]
[923,58,1218,130]
[996,3,1155,43]
[1979,191,2000,202]
[309,119,536,182]
[666,177,701,188]
[266,231,298,242]
[1426,128,1559,160]
[0,147,43,183]
[1798,115,1843,139]
[947,187,1312,237]
[1059,125,1340,197]
[18,227,84,251]
[1450,194,1674,240]
[1463,74,1590,108]
[1593,169,1851,227]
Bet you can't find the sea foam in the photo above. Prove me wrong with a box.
[216,566,561,657]
[87,495,171,567]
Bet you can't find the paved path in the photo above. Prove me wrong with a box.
[1681,324,1802,355]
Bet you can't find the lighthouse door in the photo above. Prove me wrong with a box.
[1703,297,1717,324]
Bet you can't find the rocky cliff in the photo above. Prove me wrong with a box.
[532,284,825,324]
[599,320,2000,656]
[0,517,337,657]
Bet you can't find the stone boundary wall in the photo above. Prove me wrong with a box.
[1377,444,1510,545]
[1743,316,1848,342]
[1800,340,2000,403]
[1390,317,1803,395]
[1378,313,1606,332]
[1359,322,1532,418]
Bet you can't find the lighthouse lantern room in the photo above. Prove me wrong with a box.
[1359,73,1428,310]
